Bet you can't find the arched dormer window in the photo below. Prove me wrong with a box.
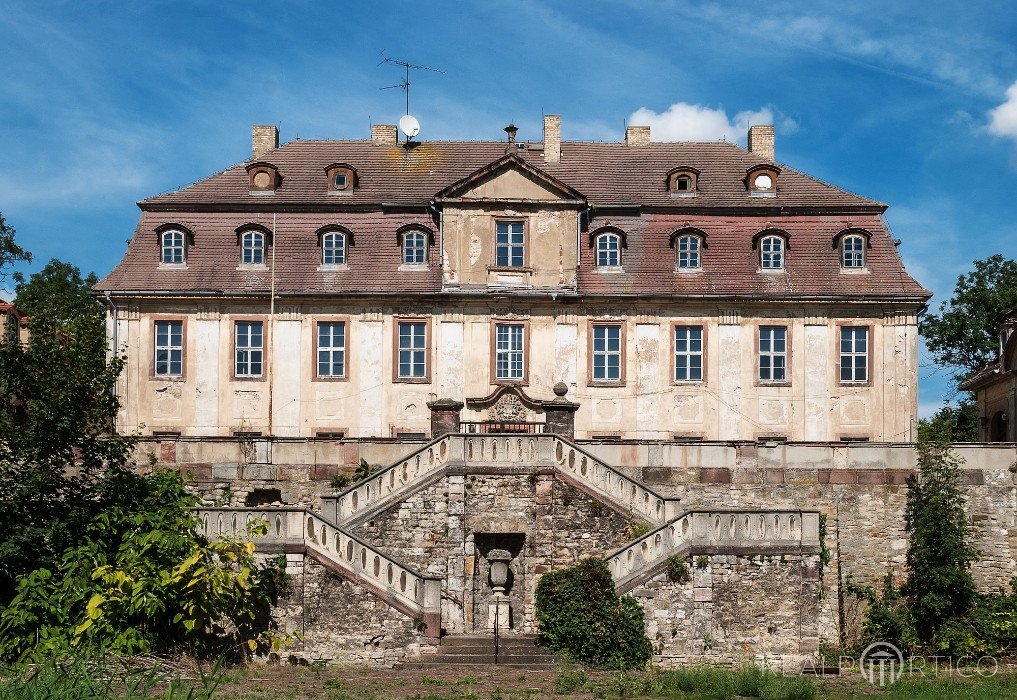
[669,228,707,270]
[666,167,700,197]
[246,162,279,194]
[402,230,427,264]
[746,164,780,198]
[242,230,265,265]
[833,229,871,269]
[324,163,356,194]
[753,229,789,270]
[317,225,353,267]
[596,231,622,267]
[154,224,193,266]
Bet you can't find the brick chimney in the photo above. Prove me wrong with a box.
[543,115,561,163]
[747,124,775,161]
[251,125,279,159]
[371,124,398,146]
[625,125,651,146]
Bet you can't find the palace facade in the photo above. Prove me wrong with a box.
[96,116,929,442]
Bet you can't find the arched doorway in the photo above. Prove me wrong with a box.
[989,411,1009,442]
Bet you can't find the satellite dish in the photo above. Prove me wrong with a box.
[399,114,420,139]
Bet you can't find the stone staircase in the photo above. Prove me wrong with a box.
[404,634,560,669]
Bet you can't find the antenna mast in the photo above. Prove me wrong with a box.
[379,53,444,117]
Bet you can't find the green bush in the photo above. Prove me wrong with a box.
[553,664,588,693]
[664,555,691,584]
[534,558,651,669]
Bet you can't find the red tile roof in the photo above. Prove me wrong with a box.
[96,139,928,301]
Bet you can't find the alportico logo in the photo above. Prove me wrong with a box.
[859,641,905,686]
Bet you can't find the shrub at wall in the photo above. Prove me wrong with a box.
[534,557,651,669]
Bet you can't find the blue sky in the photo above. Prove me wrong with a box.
[2,0,1017,416]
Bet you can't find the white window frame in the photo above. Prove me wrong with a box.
[676,235,701,269]
[316,321,347,378]
[154,320,183,377]
[495,221,525,268]
[402,231,427,265]
[760,235,785,270]
[495,323,525,380]
[242,231,265,265]
[160,230,185,264]
[397,321,427,378]
[674,325,704,382]
[322,231,346,266]
[591,324,622,382]
[235,321,264,378]
[758,326,788,383]
[842,235,865,268]
[840,327,869,383]
[595,233,621,267]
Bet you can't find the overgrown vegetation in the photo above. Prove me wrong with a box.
[534,558,652,669]
[850,439,1017,656]
[664,555,691,584]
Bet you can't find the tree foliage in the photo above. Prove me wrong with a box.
[0,470,282,662]
[902,441,978,641]
[12,258,101,328]
[917,399,980,443]
[920,255,1017,382]
[0,212,31,282]
[535,558,651,669]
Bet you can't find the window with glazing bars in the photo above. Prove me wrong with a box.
[842,235,865,268]
[591,325,622,381]
[403,231,427,264]
[495,221,524,267]
[398,321,427,378]
[317,322,346,378]
[760,235,784,269]
[235,321,263,377]
[495,324,525,380]
[322,232,346,265]
[758,326,787,382]
[154,321,183,376]
[596,233,620,267]
[242,231,265,265]
[840,327,868,383]
[674,326,704,381]
[676,235,701,269]
[161,231,184,264]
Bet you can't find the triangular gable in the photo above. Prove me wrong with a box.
[434,153,586,202]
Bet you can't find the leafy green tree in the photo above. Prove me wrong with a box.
[917,399,980,443]
[0,212,32,282]
[920,255,1017,383]
[535,558,651,669]
[12,258,101,328]
[902,441,978,642]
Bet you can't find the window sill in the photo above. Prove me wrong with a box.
[757,381,791,388]
[491,378,528,386]
[249,190,275,196]
[593,266,625,274]
[757,268,787,274]
[674,267,703,274]
[838,268,870,274]
[158,263,188,270]
[670,191,697,198]
[487,266,533,273]
[312,375,350,382]
[394,376,431,384]
[326,189,353,196]
[237,264,269,271]
[838,381,871,387]
[318,264,350,272]
[673,380,706,386]
[398,263,430,272]
[588,380,625,388]
[151,375,186,382]
[749,191,777,198]
[233,375,266,382]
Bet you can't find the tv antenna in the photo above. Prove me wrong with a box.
[379,53,444,117]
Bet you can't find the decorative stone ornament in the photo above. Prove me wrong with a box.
[486,548,513,593]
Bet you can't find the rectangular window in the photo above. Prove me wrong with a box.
[316,321,346,378]
[235,321,263,377]
[154,320,183,376]
[591,324,623,382]
[495,323,525,380]
[674,325,704,382]
[758,326,787,383]
[495,221,525,267]
[397,321,427,379]
[840,327,869,383]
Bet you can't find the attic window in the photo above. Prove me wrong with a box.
[666,167,700,197]
[325,163,356,194]
[746,165,780,198]
[246,162,279,194]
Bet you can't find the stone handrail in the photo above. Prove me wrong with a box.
[195,507,441,637]
[605,509,821,592]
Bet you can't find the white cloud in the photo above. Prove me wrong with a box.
[988,80,1017,141]
[626,102,781,143]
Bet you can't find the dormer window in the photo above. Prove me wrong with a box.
[666,167,700,197]
[242,230,265,265]
[402,230,427,265]
[160,229,186,265]
[746,165,780,198]
[596,232,621,267]
[325,163,356,194]
[322,231,347,266]
[835,229,870,269]
[676,235,701,269]
[760,235,785,270]
[246,162,279,194]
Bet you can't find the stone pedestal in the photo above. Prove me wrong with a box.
[427,398,464,438]
[540,382,579,440]
[488,594,511,630]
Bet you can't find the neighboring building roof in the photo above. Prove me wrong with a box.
[96,138,929,300]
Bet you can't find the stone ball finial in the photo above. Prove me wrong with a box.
[553,382,569,398]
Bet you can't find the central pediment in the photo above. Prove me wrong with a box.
[434,153,586,203]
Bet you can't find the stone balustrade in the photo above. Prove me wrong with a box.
[606,509,820,592]
[195,506,442,638]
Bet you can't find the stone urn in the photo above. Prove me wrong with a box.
[487,549,513,594]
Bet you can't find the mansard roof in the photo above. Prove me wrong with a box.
[138,139,884,211]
